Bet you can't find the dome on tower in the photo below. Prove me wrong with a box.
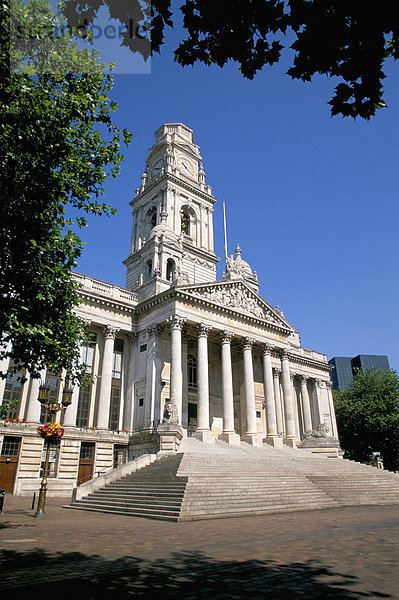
[222,244,260,293]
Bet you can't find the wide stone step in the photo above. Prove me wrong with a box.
[67,504,180,521]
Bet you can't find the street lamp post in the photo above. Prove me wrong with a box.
[34,382,73,519]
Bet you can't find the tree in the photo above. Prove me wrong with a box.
[62,0,399,119]
[0,0,132,382]
[334,368,399,471]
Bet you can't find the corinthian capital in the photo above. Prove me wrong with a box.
[280,348,290,360]
[104,325,119,340]
[197,323,212,338]
[168,315,186,331]
[147,324,161,338]
[263,343,273,356]
[243,337,255,350]
[220,330,233,344]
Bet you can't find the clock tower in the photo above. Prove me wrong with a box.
[124,123,220,299]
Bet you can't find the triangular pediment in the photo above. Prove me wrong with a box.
[177,280,295,331]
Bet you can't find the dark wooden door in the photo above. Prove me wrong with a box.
[0,437,21,493]
[77,442,94,485]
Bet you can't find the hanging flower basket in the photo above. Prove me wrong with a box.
[37,423,64,444]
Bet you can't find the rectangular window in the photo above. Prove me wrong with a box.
[80,441,95,460]
[76,385,91,428]
[256,411,261,419]
[113,444,127,468]
[76,334,96,427]
[80,333,96,372]
[108,385,121,430]
[40,444,59,478]
[2,372,24,419]
[40,372,61,423]
[138,398,144,407]
[140,344,147,353]
[1,436,21,457]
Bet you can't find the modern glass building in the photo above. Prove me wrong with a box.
[328,355,390,390]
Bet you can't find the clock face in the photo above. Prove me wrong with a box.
[177,157,195,178]
[151,159,164,176]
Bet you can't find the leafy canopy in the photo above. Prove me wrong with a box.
[0,0,132,383]
[62,0,399,119]
[334,368,399,471]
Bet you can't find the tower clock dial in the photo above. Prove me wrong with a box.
[177,157,196,178]
[151,159,164,177]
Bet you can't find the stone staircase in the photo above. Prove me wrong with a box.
[67,438,399,521]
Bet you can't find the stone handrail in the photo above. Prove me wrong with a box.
[72,453,157,501]
[72,272,138,304]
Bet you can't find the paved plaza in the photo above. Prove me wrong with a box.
[0,497,398,599]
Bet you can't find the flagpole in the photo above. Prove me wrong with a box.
[223,200,228,264]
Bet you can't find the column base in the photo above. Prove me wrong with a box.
[193,429,216,444]
[283,437,297,449]
[242,433,263,447]
[218,431,241,446]
[157,423,184,454]
[264,435,284,448]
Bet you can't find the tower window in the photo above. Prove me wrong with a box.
[166,258,176,281]
[181,211,190,236]
[145,259,152,282]
[187,354,197,388]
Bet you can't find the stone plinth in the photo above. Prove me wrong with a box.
[264,436,284,448]
[157,423,184,454]
[242,433,263,446]
[284,438,297,449]
[218,432,241,446]
[193,429,216,444]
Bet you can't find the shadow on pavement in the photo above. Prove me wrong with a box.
[0,548,391,599]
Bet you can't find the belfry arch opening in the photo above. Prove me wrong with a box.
[180,205,196,241]
[166,258,176,281]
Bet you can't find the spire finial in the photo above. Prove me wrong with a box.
[235,244,242,258]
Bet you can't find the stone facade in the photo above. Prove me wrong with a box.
[0,123,339,496]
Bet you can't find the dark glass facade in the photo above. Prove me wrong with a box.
[329,354,390,389]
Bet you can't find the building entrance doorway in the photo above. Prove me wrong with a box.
[77,442,95,485]
[187,402,197,435]
[0,436,21,493]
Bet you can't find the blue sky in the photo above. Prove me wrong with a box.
[75,17,399,371]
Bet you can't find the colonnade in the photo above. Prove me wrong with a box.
[0,317,337,443]
[167,317,336,444]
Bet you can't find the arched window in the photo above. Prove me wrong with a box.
[181,210,190,236]
[180,205,197,241]
[143,206,157,241]
[145,259,152,282]
[166,258,176,281]
[187,354,197,388]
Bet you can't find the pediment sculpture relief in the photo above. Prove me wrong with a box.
[189,284,279,323]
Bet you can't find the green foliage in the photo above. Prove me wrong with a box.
[334,369,399,471]
[63,0,399,119]
[0,399,19,419]
[0,0,132,383]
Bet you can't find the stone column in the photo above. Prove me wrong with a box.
[169,315,186,425]
[193,323,215,443]
[219,331,240,445]
[280,350,297,445]
[326,380,339,439]
[123,333,137,431]
[273,367,284,436]
[96,325,118,429]
[25,369,46,423]
[313,378,324,428]
[145,325,161,430]
[242,338,262,446]
[63,385,80,427]
[263,344,281,446]
[300,375,313,435]
[0,342,11,403]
